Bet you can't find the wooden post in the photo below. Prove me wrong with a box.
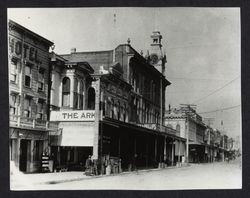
[93,77,100,160]
[178,140,181,165]
[171,140,174,166]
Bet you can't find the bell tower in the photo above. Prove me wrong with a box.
[148,31,166,76]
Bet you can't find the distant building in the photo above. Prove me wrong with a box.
[8,20,54,172]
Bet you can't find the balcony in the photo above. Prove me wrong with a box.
[9,114,57,130]
[136,123,179,136]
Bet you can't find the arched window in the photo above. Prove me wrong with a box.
[123,104,127,122]
[79,80,84,109]
[111,99,114,119]
[73,78,78,109]
[176,124,181,132]
[107,99,111,117]
[87,87,95,110]
[62,77,70,107]
[117,101,120,120]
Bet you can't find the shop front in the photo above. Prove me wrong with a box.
[10,127,49,173]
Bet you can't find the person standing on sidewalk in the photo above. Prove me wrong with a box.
[85,155,93,176]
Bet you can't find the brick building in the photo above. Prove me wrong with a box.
[48,31,186,172]
[8,20,54,172]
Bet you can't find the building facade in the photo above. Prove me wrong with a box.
[48,32,186,172]
[8,20,54,172]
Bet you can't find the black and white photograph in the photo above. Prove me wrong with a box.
[7,7,241,190]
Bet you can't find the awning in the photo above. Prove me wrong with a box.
[50,124,95,147]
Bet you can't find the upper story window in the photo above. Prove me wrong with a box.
[73,78,79,109]
[62,77,70,107]
[37,99,45,120]
[87,87,95,110]
[117,101,120,120]
[25,65,32,87]
[38,68,45,92]
[10,93,19,115]
[10,61,18,84]
[79,80,84,110]
[123,104,127,122]
[24,96,32,118]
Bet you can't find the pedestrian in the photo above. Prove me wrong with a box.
[85,155,93,176]
[132,154,138,173]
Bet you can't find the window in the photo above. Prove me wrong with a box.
[10,94,18,115]
[123,104,126,122]
[34,140,43,161]
[117,101,120,120]
[73,78,78,109]
[62,77,70,107]
[10,61,18,83]
[25,65,32,87]
[79,80,84,109]
[111,99,114,119]
[37,99,44,120]
[176,124,181,132]
[38,68,45,92]
[87,87,95,110]
[24,97,32,118]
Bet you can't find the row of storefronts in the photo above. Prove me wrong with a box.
[8,20,235,174]
[165,105,232,164]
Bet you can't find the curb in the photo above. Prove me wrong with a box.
[44,164,192,185]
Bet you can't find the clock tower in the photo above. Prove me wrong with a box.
[148,31,166,76]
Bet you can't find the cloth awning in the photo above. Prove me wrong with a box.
[50,124,95,147]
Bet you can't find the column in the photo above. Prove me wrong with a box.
[178,140,181,165]
[171,140,174,166]
[69,75,75,108]
[163,136,167,163]
[30,140,34,172]
[154,136,157,163]
[93,78,100,160]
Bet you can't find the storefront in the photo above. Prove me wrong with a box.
[10,127,49,173]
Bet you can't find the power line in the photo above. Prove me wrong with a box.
[198,104,241,114]
[192,75,240,104]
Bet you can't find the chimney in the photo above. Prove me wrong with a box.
[71,48,76,53]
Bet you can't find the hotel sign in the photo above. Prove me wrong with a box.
[50,110,95,122]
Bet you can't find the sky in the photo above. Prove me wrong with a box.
[8,8,241,139]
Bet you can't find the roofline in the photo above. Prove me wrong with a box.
[9,19,54,46]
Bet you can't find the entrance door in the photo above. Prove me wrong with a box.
[19,139,28,172]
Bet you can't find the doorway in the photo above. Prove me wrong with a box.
[19,139,29,172]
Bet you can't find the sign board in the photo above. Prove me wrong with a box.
[50,110,95,122]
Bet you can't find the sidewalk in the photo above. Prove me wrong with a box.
[11,163,191,187]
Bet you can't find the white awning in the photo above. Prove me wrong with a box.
[51,124,95,147]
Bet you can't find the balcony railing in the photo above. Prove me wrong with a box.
[9,114,58,130]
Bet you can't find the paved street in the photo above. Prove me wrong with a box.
[11,157,241,190]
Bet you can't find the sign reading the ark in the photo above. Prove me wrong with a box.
[50,110,95,122]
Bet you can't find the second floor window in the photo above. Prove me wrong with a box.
[25,65,32,87]
[62,77,70,107]
[38,68,45,92]
[24,97,32,118]
[10,94,19,115]
[10,61,18,84]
